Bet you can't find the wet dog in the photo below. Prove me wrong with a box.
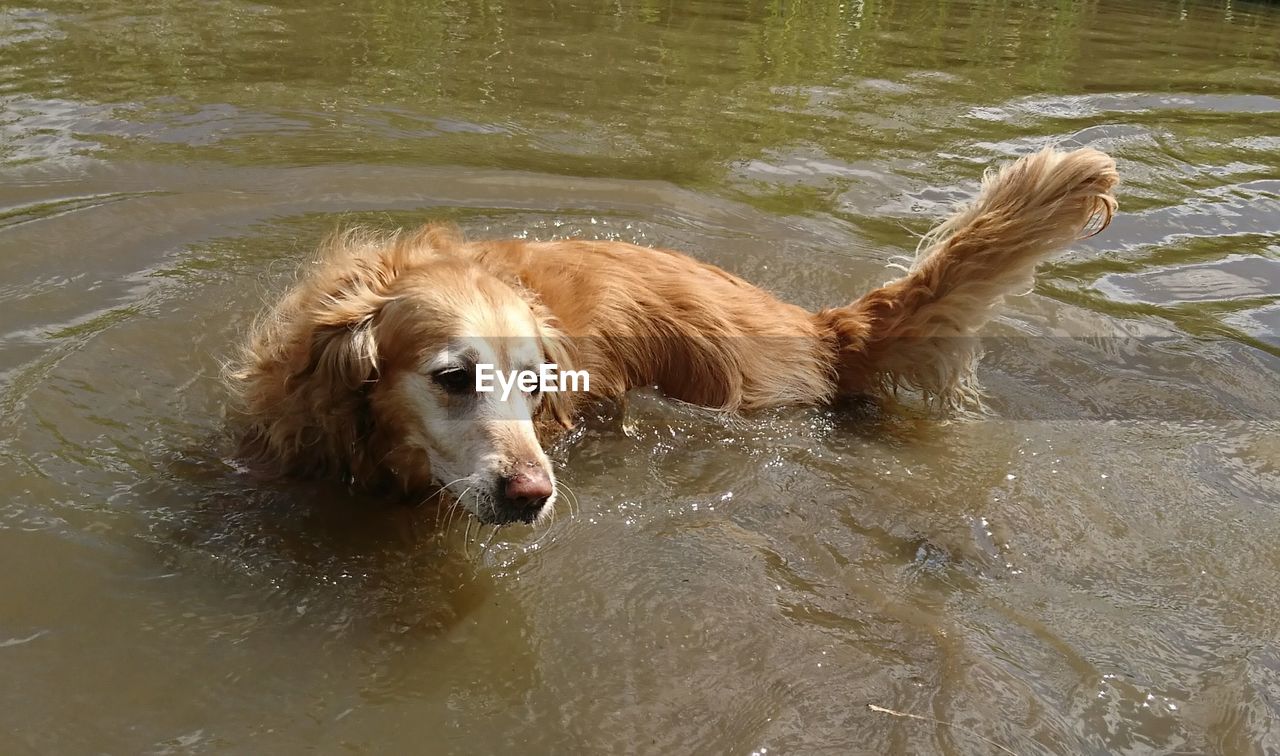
[227,148,1118,525]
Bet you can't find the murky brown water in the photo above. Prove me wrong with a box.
[2,0,1279,753]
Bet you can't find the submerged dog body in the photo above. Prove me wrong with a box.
[228,148,1118,524]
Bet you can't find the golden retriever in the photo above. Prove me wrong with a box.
[227,147,1118,525]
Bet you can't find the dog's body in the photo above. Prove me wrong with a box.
[228,148,1118,524]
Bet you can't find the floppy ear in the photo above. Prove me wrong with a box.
[283,256,395,390]
[292,313,380,392]
[231,252,394,484]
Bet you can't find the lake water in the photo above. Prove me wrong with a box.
[1,0,1278,753]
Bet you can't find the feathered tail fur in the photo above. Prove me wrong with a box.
[815,147,1118,406]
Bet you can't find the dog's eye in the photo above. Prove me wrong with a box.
[431,368,473,395]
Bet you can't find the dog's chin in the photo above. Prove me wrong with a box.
[478,508,541,527]
[468,495,550,527]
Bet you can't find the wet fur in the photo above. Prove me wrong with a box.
[227,147,1118,494]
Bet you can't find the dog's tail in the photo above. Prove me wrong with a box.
[816,147,1118,406]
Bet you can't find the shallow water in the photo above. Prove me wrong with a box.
[1,0,1278,753]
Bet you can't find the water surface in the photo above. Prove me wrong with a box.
[1,0,1278,753]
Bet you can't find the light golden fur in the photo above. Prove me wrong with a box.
[227,147,1118,522]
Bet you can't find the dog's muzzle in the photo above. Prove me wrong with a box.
[489,468,553,525]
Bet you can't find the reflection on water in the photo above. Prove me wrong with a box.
[0,0,1278,753]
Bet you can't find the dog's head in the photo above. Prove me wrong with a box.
[370,259,572,524]
[230,226,574,526]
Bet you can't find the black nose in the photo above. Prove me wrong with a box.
[500,470,553,513]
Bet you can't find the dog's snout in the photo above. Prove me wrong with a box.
[502,468,553,510]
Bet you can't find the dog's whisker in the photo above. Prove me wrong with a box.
[435,492,454,529]
[530,523,548,550]
[558,481,582,519]
[445,487,471,544]
[426,477,468,503]
[463,516,476,559]
[554,484,571,519]
[462,486,489,559]
[480,523,499,556]
[462,511,473,548]
[430,477,470,527]
[530,499,559,550]
[440,494,457,532]
[544,509,559,546]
